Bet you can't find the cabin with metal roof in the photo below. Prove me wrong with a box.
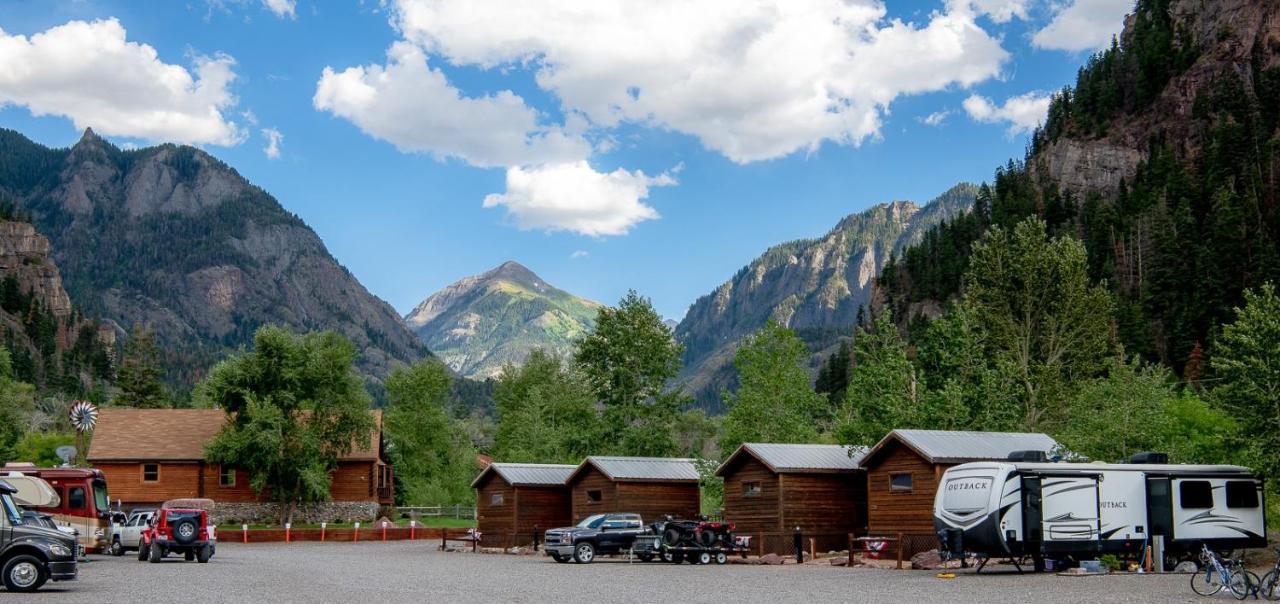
[471,463,575,548]
[566,457,700,524]
[86,408,392,509]
[860,429,1060,539]
[715,443,869,554]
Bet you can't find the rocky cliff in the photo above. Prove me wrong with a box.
[0,128,428,386]
[674,184,976,408]
[406,261,600,378]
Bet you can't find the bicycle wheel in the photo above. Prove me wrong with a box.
[1191,567,1224,596]
[1259,570,1280,601]
[1229,569,1260,600]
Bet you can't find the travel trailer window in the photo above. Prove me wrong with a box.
[1226,481,1259,508]
[1179,481,1213,509]
[743,482,761,498]
[490,493,504,506]
[890,473,913,492]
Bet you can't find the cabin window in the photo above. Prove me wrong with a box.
[490,493,504,506]
[1179,481,1214,509]
[890,473,913,492]
[142,463,160,482]
[1226,481,1259,509]
[587,490,602,503]
[67,486,86,510]
[743,482,761,498]
[220,466,236,487]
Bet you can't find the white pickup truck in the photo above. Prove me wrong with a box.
[107,509,155,556]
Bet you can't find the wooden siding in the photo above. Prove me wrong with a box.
[475,475,572,548]
[866,441,945,534]
[95,461,202,505]
[330,461,377,502]
[779,473,866,551]
[570,466,617,523]
[615,481,700,522]
[721,456,781,538]
[201,465,262,503]
[475,474,515,547]
[514,486,571,540]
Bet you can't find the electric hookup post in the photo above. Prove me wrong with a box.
[793,527,803,564]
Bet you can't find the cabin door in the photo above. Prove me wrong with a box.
[1040,476,1100,542]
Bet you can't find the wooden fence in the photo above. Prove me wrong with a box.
[219,526,476,545]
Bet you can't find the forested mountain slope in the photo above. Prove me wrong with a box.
[880,0,1280,376]
[0,128,429,386]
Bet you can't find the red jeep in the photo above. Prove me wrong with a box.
[138,501,215,563]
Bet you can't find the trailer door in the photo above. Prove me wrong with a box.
[1022,476,1042,549]
[1146,477,1173,541]
[1040,475,1100,542]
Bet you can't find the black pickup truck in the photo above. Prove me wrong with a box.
[543,513,648,564]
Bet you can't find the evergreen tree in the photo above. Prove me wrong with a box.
[1210,283,1280,483]
[114,325,169,408]
[720,321,824,457]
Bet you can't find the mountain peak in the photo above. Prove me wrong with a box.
[487,260,540,285]
[75,127,105,148]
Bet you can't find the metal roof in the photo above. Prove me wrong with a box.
[471,463,576,488]
[716,443,868,476]
[575,456,700,482]
[864,429,1061,466]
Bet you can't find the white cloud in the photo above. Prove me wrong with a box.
[483,161,673,236]
[387,0,1009,163]
[953,0,1030,23]
[262,127,283,159]
[0,19,244,145]
[570,250,589,259]
[263,0,297,19]
[920,110,951,126]
[1033,0,1131,52]
[314,42,589,167]
[963,91,1051,134]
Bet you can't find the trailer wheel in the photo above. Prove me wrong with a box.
[715,552,728,565]
[697,551,712,565]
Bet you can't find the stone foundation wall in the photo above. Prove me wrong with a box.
[211,501,380,526]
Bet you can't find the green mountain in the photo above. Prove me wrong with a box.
[881,0,1280,375]
[0,128,429,387]
[674,184,976,408]
[405,261,601,378]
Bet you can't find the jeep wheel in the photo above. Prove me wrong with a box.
[197,545,212,564]
[2,554,48,593]
[573,542,596,564]
[137,543,149,561]
[148,542,163,563]
[172,518,198,545]
[697,551,713,565]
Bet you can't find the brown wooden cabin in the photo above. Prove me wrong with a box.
[716,443,869,554]
[566,457,700,524]
[472,463,575,548]
[860,429,1060,553]
[86,408,394,509]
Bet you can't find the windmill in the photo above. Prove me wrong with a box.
[68,400,98,466]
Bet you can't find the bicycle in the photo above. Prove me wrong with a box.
[1192,544,1259,600]
[1258,548,1280,601]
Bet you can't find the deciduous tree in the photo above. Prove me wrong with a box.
[720,321,823,457]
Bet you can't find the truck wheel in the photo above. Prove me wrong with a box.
[110,537,124,557]
[715,552,728,565]
[573,542,596,564]
[2,554,48,593]
[138,543,149,562]
[149,542,163,563]
[197,545,212,564]
[697,551,713,565]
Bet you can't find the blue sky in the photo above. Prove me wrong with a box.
[0,0,1131,319]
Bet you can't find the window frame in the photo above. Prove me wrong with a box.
[490,493,504,506]
[1225,480,1259,509]
[67,486,86,510]
[889,472,913,493]
[219,466,236,488]
[141,463,160,483]
[742,481,762,498]
[1179,480,1214,510]
[586,489,603,504]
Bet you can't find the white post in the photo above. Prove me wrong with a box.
[1152,535,1165,574]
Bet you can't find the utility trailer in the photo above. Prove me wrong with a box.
[629,533,749,565]
[934,451,1266,571]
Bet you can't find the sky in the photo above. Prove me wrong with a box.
[0,0,1133,320]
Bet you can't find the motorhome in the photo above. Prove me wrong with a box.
[933,452,1265,570]
[2,464,111,554]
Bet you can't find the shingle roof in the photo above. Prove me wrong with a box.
[471,463,576,488]
[862,429,1060,466]
[570,456,700,483]
[715,443,868,476]
[87,408,382,462]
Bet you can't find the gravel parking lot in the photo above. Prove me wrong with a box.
[16,541,1211,603]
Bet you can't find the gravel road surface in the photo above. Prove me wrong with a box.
[14,541,1214,603]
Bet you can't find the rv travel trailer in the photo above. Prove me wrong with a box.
[933,452,1265,570]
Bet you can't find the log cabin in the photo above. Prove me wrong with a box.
[86,408,393,509]
[716,443,869,554]
[472,463,575,548]
[860,429,1059,551]
[566,457,700,524]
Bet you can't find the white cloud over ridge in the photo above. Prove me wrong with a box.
[392,0,1010,164]
[483,162,673,237]
[0,19,243,145]
[1033,0,1131,52]
[263,0,297,19]
[963,91,1052,134]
